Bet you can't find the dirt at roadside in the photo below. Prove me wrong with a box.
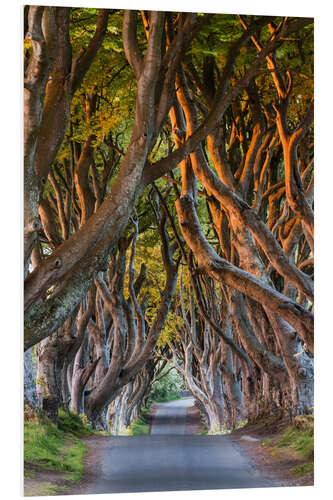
[186,404,204,434]
[24,463,78,496]
[24,434,112,497]
[229,418,314,487]
[146,402,157,432]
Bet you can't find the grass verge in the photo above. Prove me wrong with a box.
[261,414,314,477]
[118,416,150,436]
[24,408,95,496]
[148,391,181,404]
[24,481,64,497]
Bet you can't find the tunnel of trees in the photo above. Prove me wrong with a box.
[24,6,314,433]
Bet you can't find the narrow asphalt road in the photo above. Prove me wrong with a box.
[150,397,195,434]
[84,398,277,494]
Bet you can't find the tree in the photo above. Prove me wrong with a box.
[24,8,314,427]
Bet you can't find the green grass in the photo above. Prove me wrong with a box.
[148,391,181,404]
[261,414,314,461]
[261,414,314,478]
[275,424,314,461]
[140,405,151,417]
[24,411,90,482]
[117,393,182,435]
[292,462,314,477]
[25,482,71,496]
[24,470,35,479]
[57,408,95,436]
[25,481,61,497]
[261,438,273,447]
[118,415,150,435]
[129,417,150,435]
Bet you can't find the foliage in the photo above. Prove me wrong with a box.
[24,470,35,479]
[24,6,314,438]
[157,308,183,347]
[68,9,135,146]
[147,365,185,404]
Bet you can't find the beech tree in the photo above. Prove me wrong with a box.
[24,7,314,428]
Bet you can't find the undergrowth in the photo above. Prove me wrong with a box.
[24,409,92,482]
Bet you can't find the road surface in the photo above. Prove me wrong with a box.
[150,397,195,435]
[84,398,277,494]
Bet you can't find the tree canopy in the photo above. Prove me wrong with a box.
[24,7,314,431]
